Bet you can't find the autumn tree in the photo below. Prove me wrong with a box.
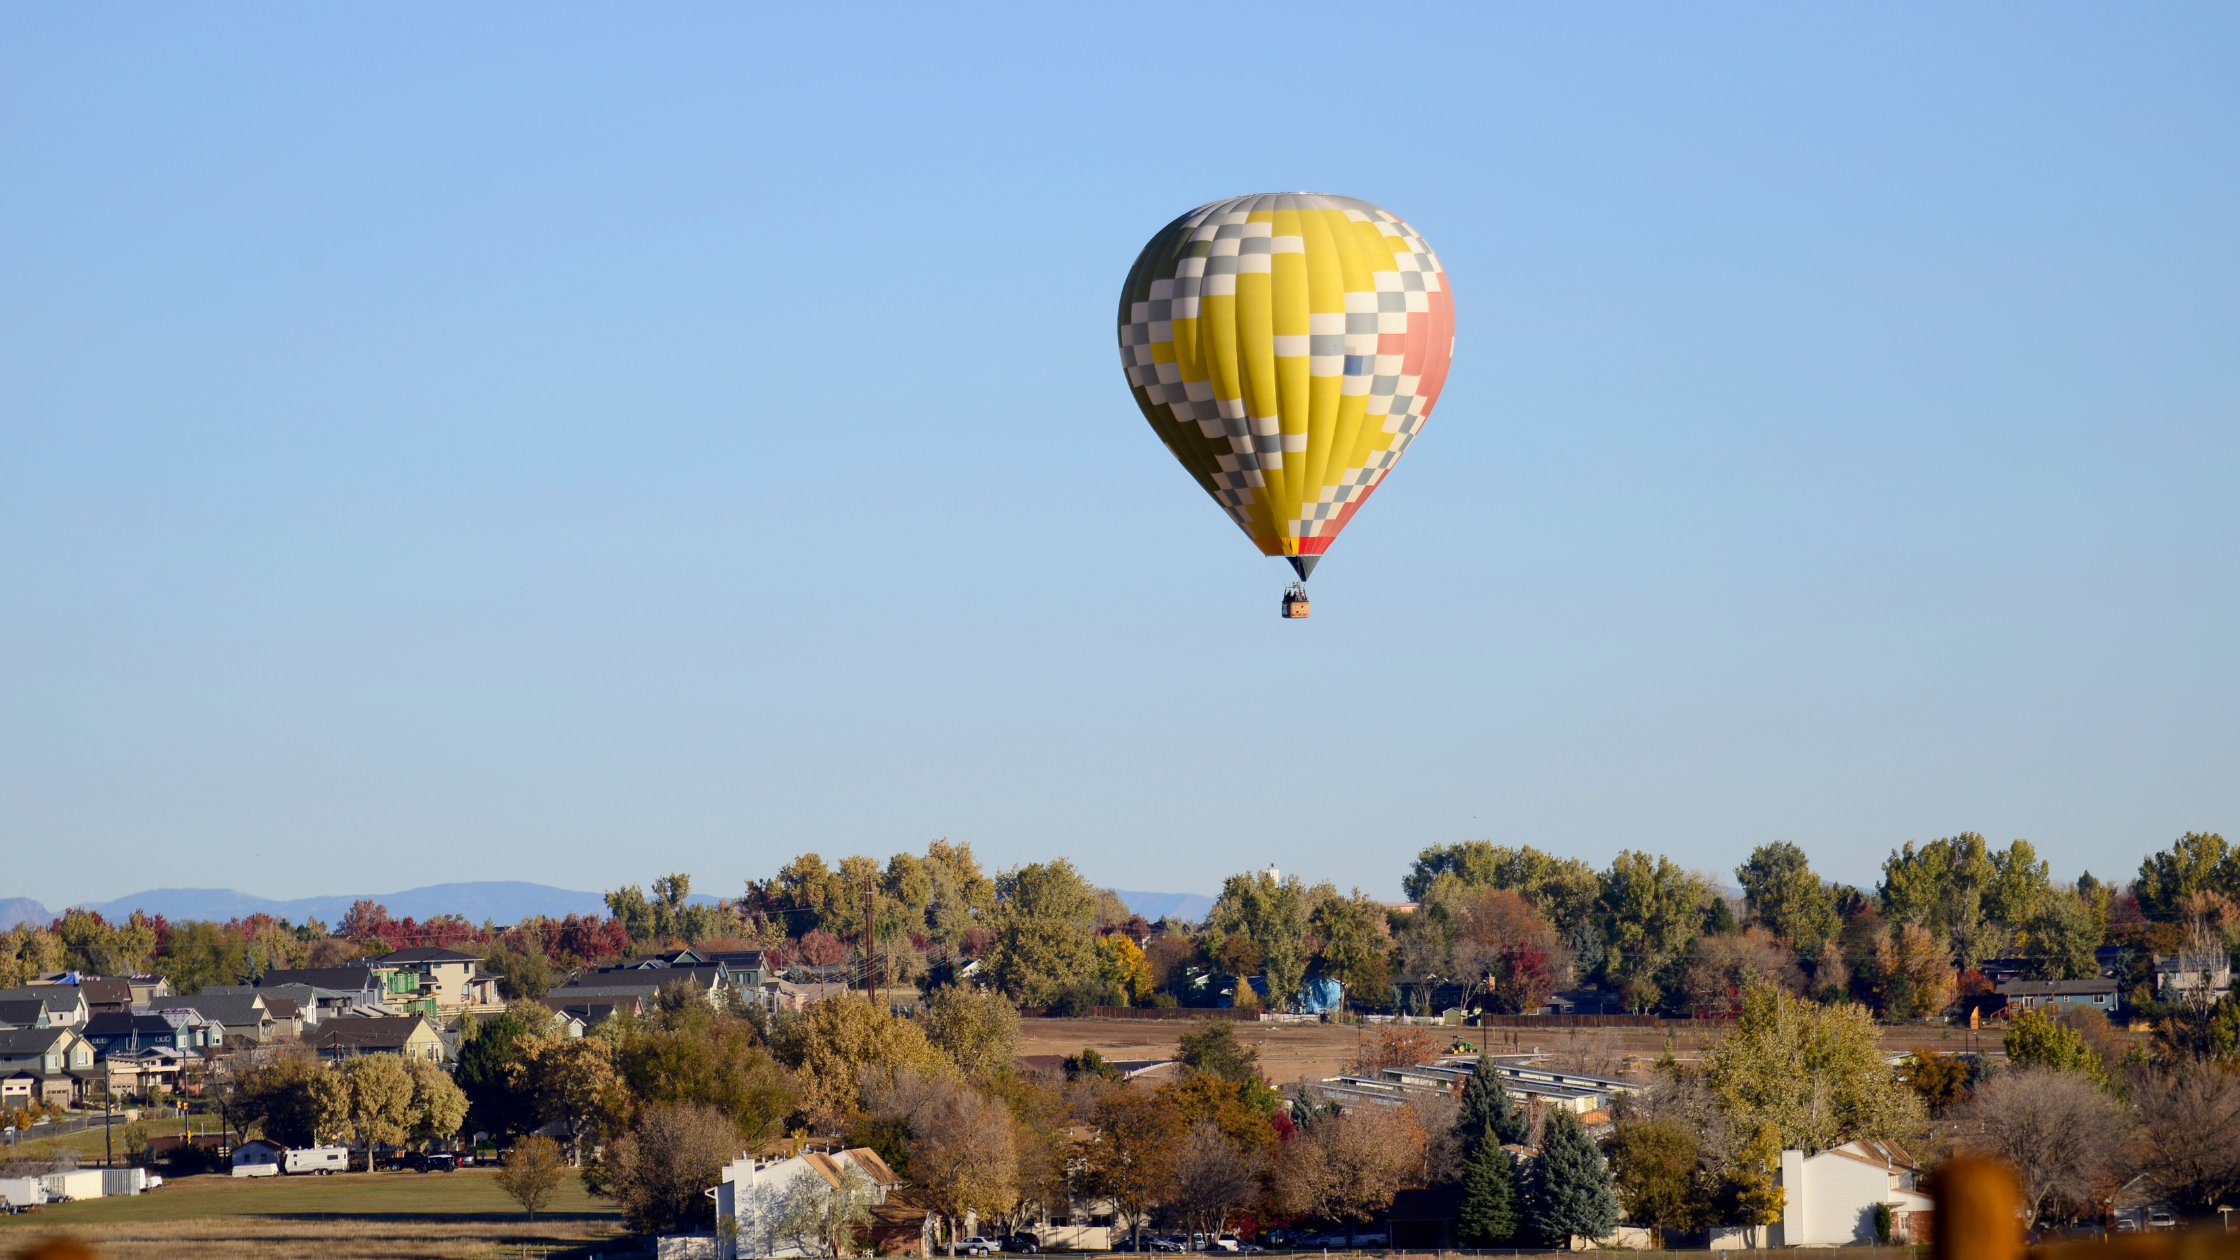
[337,1054,416,1172]
[2128,1064,2240,1217]
[1957,1068,2130,1225]
[1703,982,1920,1153]
[920,984,1022,1078]
[511,1034,631,1165]
[407,1058,469,1150]
[615,1001,794,1143]
[1168,1120,1264,1242]
[1898,1047,1972,1116]
[2003,1009,2110,1088]
[601,1101,739,1234]
[869,1069,1019,1254]
[236,1052,344,1147]
[1087,1089,1184,1249]
[1680,929,1805,1017]
[0,923,66,989]
[456,1005,548,1141]
[1272,1103,1427,1233]
[773,995,947,1121]
[1871,922,1955,1019]
[496,1135,567,1222]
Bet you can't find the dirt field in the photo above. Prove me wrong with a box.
[1018,1015,2028,1085]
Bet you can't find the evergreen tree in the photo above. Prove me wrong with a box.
[1457,1122,1521,1244]
[1529,1110,1619,1247]
[1457,1055,1530,1148]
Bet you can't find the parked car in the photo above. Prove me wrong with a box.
[409,1152,461,1173]
[2147,1210,2178,1231]
[1002,1233,1041,1253]
[957,1236,1004,1255]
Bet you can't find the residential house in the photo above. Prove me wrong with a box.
[207,983,323,1029]
[541,993,645,1031]
[254,967,394,1020]
[0,1027,94,1108]
[77,979,136,1016]
[1994,978,2119,1017]
[2155,954,2232,1000]
[1711,1140,1930,1248]
[0,987,90,1029]
[1540,988,1626,1016]
[715,1143,906,1258]
[81,1011,216,1059]
[368,947,504,1015]
[544,962,736,1015]
[123,975,175,1008]
[642,948,777,989]
[167,992,276,1045]
[308,1015,446,1063]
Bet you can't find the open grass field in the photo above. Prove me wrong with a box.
[0,1167,632,1260]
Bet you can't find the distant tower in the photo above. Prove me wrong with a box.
[1264,863,1279,883]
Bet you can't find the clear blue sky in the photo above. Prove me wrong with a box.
[5,6,2235,913]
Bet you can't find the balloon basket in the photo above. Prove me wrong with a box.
[1280,583,1310,619]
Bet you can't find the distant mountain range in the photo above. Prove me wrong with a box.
[0,899,51,931]
[65,882,719,926]
[1114,890,1215,923]
[0,882,1218,931]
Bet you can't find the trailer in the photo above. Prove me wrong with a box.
[39,1170,103,1202]
[283,1146,349,1175]
[0,1177,48,1212]
[101,1168,147,1196]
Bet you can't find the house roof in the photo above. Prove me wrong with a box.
[0,1027,77,1056]
[167,993,270,1026]
[1996,978,2119,996]
[260,966,381,991]
[374,947,485,964]
[0,1000,50,1028]
[313,1016,430,1050]
[82,1013,191,1039]
[264,998,303,1021]
[2155,955,2231,973]
[844,1147,901,1186]
[0,988,86,1014]
[79,978,134,1007]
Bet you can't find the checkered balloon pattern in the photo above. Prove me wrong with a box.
[1118,193,1455,568]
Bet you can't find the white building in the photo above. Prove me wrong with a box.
[1710,1139,1930,1249]
[712,1143,905,1258]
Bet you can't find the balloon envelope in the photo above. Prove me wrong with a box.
[1118,193,1454,578]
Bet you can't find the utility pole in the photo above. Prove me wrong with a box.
[863,875,879,1014]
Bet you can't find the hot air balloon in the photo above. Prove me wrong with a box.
[1117,193,1455,618]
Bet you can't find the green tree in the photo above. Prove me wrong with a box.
[2003,1009,2109,1088]
[983,860,1101,1005]
[1529,1108,1619,1247]
[1403,842,1601,932]
[236,1054,344,1147]
[1310,890,1392,1010]
[1735,843,1842,955]
[2021,891,2103,981]
[2135,833,2239,921]
[455,1006,542,1141]
[0,923,66,989]
[1597,851,1712,1005]
[1456,1122,1520,1244]
[604,884,656,943]
[1177,1018,1260,1083]
[920,984,1022,1078]
[1608,1115,1702,1246]
[1209,869,1311,1011]
[1457,1054,1530,1147]
[1878,834,2048,970]
[1704,983,1921,1153]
